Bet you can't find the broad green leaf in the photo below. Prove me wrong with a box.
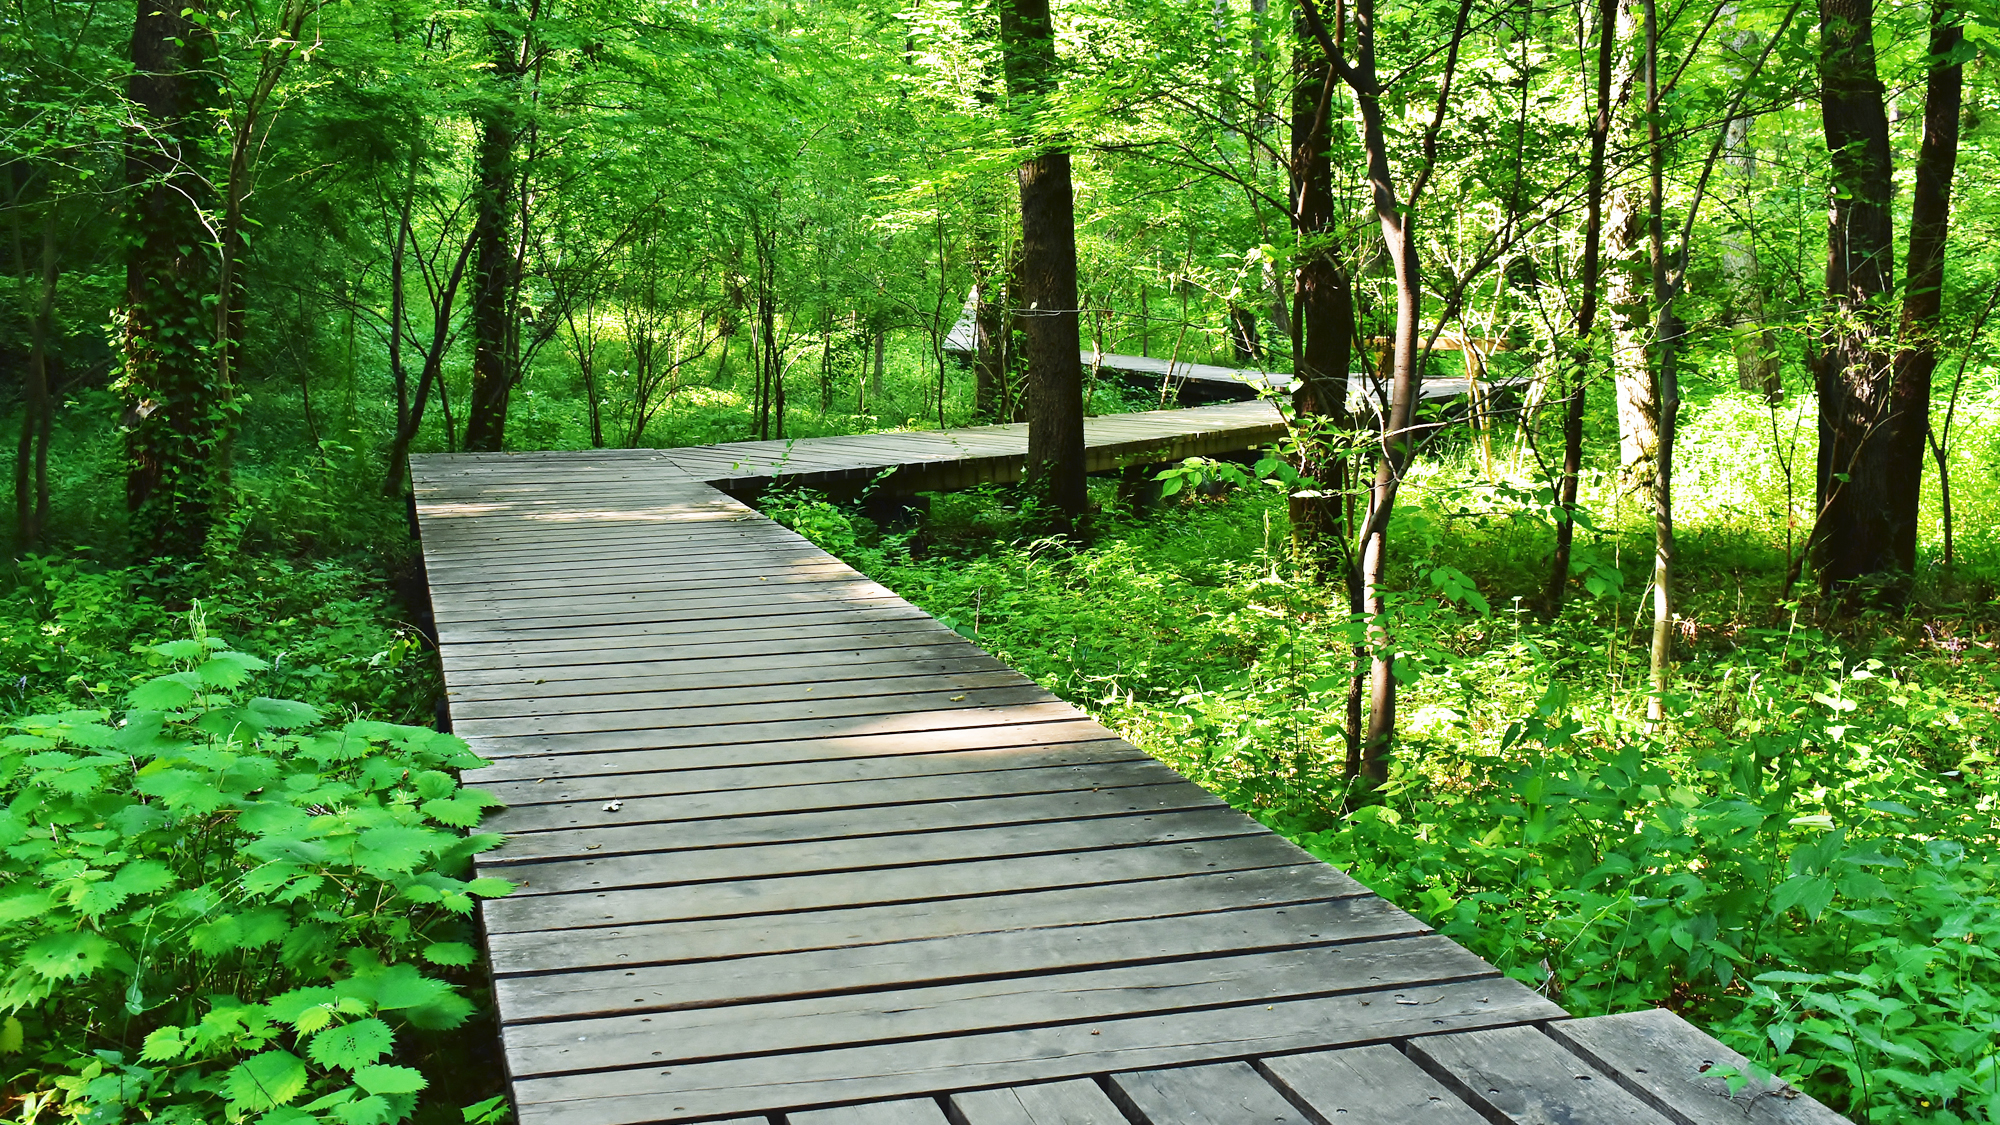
[129,673,199,711]
[148,639,208,661]
[223,1049,310,1111]
[245,697,321,731]
[196,651,269,688]
[308,1018,395,1070]
[422,942,478,967]
[0,887,54,924]
[352,1064,427,1096]
[355,824,439,873]
[24,930,115,980]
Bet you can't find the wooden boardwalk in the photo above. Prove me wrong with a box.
[412,406,1846,1125]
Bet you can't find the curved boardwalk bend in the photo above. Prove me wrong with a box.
[411,401,1846,1125]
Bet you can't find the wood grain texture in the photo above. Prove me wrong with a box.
[1547,1010,1851,1125]
[1109,1061,1311,1125]
[949,1080,1125,1124]
[1261,1044,1490,1124]
[789,1099,949,1125]
[1408,1024,1679,1125]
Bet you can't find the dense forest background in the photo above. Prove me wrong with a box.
[3,0,1999,1118]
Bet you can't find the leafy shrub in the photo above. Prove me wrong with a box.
[0,631,509,1124]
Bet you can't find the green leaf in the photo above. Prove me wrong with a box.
[224,1049,310,1111]
[197,651,269,688]
[245,697,321,730]
[0,1015,23,1054]
[140,1026,188,1062]
[422,942,478,967]
[309,1018,395,1070]
[24,930,115,980]
[148,639,208,661]
[421,797,488,827]
[129,673,200,710]
[267,986,342,1028]
[464,877,515,898]
[352,1064,428,1096]
[356,824,439,873]
[0,887,54,924]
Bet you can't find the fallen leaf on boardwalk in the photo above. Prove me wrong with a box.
[603,801,622,812]
[950,695,966,702]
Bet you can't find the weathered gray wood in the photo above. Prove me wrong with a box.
[440,625,955,674]
[483,779,1218,864]
[1261,1044,1489,1124]
[483,756,1174,832]
[450,667,1032,723]
[790,1099,949,1125]
[485,802,1248,895]
[497,896,1422,1023]
[950,1080,1124,1124]
[465,722,1124,788]
[456,700,1090,762]
[1408,1024,1678,1125]
[1547,1009,1851,1125]
[445,642,991,694]
[1109,1061,1310,1124]
[502,937,1516,1076]
[450,683,1060,741]
[509,977,1561,1125]
[483,835,1318,942]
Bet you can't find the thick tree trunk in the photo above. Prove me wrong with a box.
[121,0,220,559]
[1810,0,1907,603]
[463,4,522,453]
[1000,0,1086,520]
[1288,16,1353,564]
[1604,0,1657,496]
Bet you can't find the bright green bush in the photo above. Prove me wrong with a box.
[0,632,509,1124]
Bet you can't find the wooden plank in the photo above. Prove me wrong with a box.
[482,793,1234,885]
[449,684,1062,741]
[790,1099,948,1125]
[434,599,925,644]
[448,667,1032,722]
[508,977,1561,1125]
[1546,1009,1850,1125]
[483,756,1175,833]
[465,720,1124,787]
[483,778,1218,864]
[1407,1024,1678,1125]
[1108,1061,1311,1125]
[496,896,1424,1025]
[502,937,1525,1076]
[440,624,956,674]
[485,860,1360,975]
[950,1080,1124,1124]
[1260,1044,1489,1124]
[479,820,1284,931]
[444,644,993,694]
[456,700,1091,762]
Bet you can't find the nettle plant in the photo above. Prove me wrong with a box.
[0,634,510,1123]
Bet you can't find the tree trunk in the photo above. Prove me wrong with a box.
[1642,0,1678,720]
[1604,0,1658,497]
[1720,17,1780,400]
[1809,0,1907,604]
[120,0,220,560]
[463,1,523,453]
[1288,14,1353,565]
[1889,0,1961,573]
[1000,0,1087,520]
[1546,0,1619,613]
[16,208,57,551]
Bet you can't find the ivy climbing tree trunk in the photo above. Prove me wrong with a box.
[463,0,524,453]
[999,0,1086,521]
[120,0,221,560]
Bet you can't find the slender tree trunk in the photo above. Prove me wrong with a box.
[463,1,523,452]
[120,0,220,559]
[1288,14,1353,565]
[382,231,476,495]
[1809,0,1907,604]
[1642,0,1678,719]
[1720,14,1780,399]
[1604,0,1658,497]
[1547,0,1619,613]
[16,209,57,551]
[1000,0,1086,520]
[1888,0,1961,571]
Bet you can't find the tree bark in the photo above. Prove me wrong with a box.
[1288,14,1353,565]
[1604,0,1658,496]
[120,0,220,560]
[1000,0,1086,520]
[1719,17,1780,399]
[463,0,523,452]
[1889,0,1961,571]
[1546,0,1619,613]
[16,208,57,551]
[1809,0,1908,604]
